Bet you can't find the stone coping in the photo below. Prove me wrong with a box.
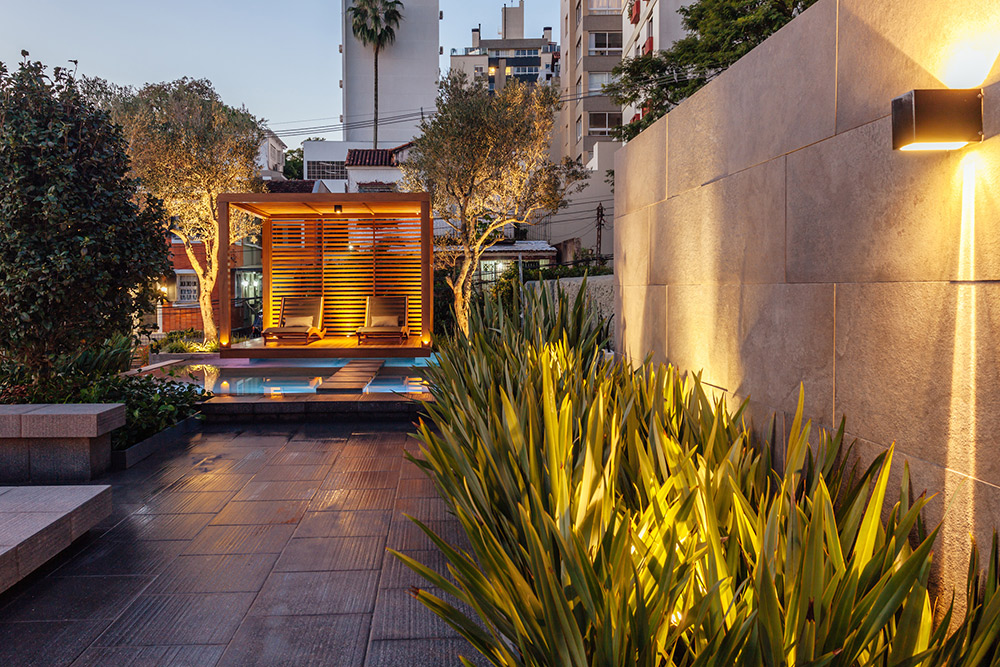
[0,485,112,594]
[202,393,433,422]
[0,404,125,439]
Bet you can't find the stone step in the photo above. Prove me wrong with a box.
[316,360,386,394]
[0,485,112,594]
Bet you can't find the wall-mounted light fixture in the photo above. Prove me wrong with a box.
[892,89,983,151]
[334,204,343,214]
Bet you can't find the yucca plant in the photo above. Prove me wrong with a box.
[400,282,1000,667]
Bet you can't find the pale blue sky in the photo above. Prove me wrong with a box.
[0,0,560,148]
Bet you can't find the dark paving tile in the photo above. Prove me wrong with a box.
[104,513,215,541]
[184,525,295,555]
[0,619,107,667]
[369,587,460,640]
[274,537,386,572]
[334,456,401,473]
[322,470,400,490]
[394,496,453,522]
[227,435,290,448]
[308,488,396,512]
[268,450,339,466]
[70,644,226,667]
[94,592,256,646]
[386,520,471,552]
[56,539,189,577]
[0,574,152,622]
[249,570,378,616]
[231,480,321,502]
[340,442,406,458]
[365,638,488,667]
[396,477,439,498]
[380,549,453,590]
[294,511,392,539]
[209,501,308,526]
[251,464,331,482]
[136,491,236,515]
[348,432,408,446]
[168,474,254,493]
[217,613,369,667]
[399,459,428,479]
[146,554,278,594]
[284,438,346,451]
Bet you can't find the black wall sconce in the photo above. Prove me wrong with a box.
[892,89,984,151]
[334,204,343,214]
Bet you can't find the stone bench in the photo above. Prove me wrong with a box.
[0,404,125,482]
[0,485,112,594]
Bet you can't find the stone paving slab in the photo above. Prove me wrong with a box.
[0,421,483,666]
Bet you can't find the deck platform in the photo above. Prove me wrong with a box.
[221,336,430,360]
[0,485,111,594]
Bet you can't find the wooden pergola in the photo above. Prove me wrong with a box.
[217,192,433,358]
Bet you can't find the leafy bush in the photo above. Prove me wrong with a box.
[0,56,169,377]
[399,284,1000,666]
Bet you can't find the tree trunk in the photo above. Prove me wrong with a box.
[373,47,380,149]
[452,250,477,337]
[198,280,219,343]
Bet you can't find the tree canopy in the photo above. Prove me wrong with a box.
[112,77,264,342]
[607,0,820,140]
[402,72,586,335]
[0,56,170,376]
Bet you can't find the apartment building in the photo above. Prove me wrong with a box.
[558,0,623,164]
[622,0,687,121]
[450,1,559,93]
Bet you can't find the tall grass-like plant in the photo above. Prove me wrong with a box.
[401,283,1000,666]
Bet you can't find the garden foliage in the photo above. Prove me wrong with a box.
[0,56,169,377]
[400,284,1000,666]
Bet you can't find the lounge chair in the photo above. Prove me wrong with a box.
[262,296,326,345]
[356,296,409,344]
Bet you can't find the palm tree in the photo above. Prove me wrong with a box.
[347,0,404,149]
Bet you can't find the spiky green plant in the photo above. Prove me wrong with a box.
[399,282,1000,666]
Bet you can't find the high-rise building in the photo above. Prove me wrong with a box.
[558,0,623,164]
[621,0,687,122]
[340,0,441,145]
[450,1,559,93]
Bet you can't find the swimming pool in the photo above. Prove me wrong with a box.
[154,362,430,396]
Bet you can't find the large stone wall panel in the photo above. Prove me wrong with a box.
[836,0,1000,134]
[614,208,650,287]
[614,116,667,217]
[835,282,1000,486]
[666,0,836,197]
[786,117,966,283]
[667,283,834,423]
[649,158,786,286]
[619,284,666,366]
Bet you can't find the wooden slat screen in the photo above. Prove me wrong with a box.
[267,215,423,337]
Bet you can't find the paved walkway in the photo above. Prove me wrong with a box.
[0,421,484,667]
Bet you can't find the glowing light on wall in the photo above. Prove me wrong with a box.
[940,40,1000,89]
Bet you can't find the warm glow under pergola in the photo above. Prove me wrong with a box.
[217,192,433,358]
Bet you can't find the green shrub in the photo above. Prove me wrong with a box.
[399,283,1000,666]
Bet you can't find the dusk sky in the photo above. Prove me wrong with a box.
[0,0,561,149]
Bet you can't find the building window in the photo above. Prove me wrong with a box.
[588,32,622,56]
[488,49,509,57]
[588,72,613,92]
[177,273,198,303]
[588,0,622,14]
[588,111,622,136]
[576,0,582,24]
[305,160,347,180]
[514,49,539,57]
[474,65,484,75]
[576,76,583,97]
[576,116,583,141]
[576,36,583,62]
[512,66,540,76]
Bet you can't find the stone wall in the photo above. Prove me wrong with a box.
[614,0,1000,590]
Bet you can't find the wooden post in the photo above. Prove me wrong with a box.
[420,197,433,344]
[262,217,273,330]
[218,197,231,347]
